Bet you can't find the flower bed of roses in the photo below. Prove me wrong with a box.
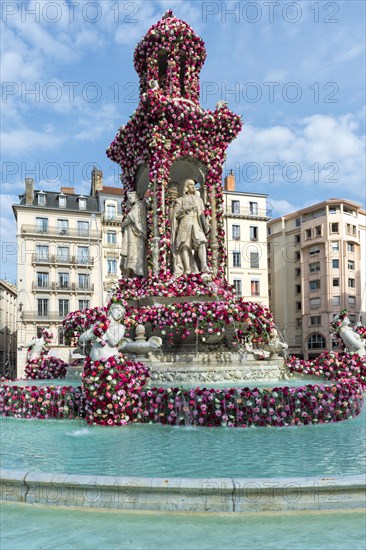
[286,351,366,388]
[25,356,67,380]
[0,384,83,420]
[1,353,363,426]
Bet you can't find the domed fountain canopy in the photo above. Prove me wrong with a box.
[134,9,207,77]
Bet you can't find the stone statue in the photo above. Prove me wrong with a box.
[336,315,366,357]
[120,191,147,278]
[171,179,209,275]
[19,336,46,362]
[18,329,53,362]
[79,303,129,362]
[262,328,288,358]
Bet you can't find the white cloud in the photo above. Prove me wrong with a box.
[1,127,62,156]
[230,111,366,197]
[266,198,299,218]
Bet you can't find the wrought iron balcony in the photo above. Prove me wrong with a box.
[22,311,65,322]
[22,225,100,240]
[32,254,94,267]
[102,214,123,225]
[225,207,271,219]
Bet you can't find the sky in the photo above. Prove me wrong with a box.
[1,0,365,281]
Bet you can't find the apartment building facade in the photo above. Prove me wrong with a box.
[0,279,17,377]
[267,199,366,359]
[223,172,270,305]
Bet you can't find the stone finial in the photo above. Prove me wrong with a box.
[135,324,146,341]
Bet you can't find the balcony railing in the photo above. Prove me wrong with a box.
[32,254,94,267]
[102,214,123,225]
[22,311,65,322]
[225,207,271,219]
[22,225,100,240]
[31,282,95,293]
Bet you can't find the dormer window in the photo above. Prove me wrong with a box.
[58,195,66,208]
[79,198,86,210]
[38,193,46,206]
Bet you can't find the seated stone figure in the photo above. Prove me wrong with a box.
[79,303,128,362]
[337,315,366,357]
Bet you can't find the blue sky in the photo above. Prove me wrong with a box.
[1,0,365,281]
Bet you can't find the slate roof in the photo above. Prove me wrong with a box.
[17,190,99,212]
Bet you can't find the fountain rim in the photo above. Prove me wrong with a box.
[1,468,365,513]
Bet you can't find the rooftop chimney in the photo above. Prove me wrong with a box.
[25,177,34,205]
[91,167,103,195]
[224,170,235,192]
[61,187,75,195]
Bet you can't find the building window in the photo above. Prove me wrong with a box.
[348,278,355,288]
[107,231,117,244]
[37,193,46,206]
[330,222,339,233]
[295,234,301,244]
[58,273,70,289]
[332,296,340,306]
[296,318,302,327]
[250,226,258,241]
[251,280,260,297]
[309,246,320,256]
[332,259,339,269]
[36,245,49,261]
[250,252,259,269]
[79,300,90,311]
[296,301,301,311]
[310,297,321,309]
[59,299,69,317]
[249,202,258,215]
[349,314,356,323]
[295,217,301,227]
[305,228,312,240]
[233,279,242,297]
[77,220,89,236]
[232,251,241,267]
[268,289,272,299]
[58,195,67,208]
[331,241,339,252]
[295,267,301,277]
[333,278,339,287]
[232,225,240,240]
[346,223,356,236]
[309,280,320,291]
[348,260,355,270]
[231,200,240,214]
[310,315,321,326]
[315,225,322,237]
[295,251,301,261]
[329,205,338,214]
[57,246,69,263]
[36,217,48,233]
[107,258,117,274]
[57,219,69,235]
[296,284,301,294]
[77,246,89,264]
[348,296,356,307]
[106,204,117,220]
[79,198,86,210]
[347,242,355,253]
[37,273,49,288]
[308,334,326,349]
[37,299,49,317]
[78,273,89,290]
[309,262,320,273]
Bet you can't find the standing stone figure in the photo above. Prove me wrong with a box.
[120,192,147,278]
[171,179,209,275]
[19,335,46,362]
